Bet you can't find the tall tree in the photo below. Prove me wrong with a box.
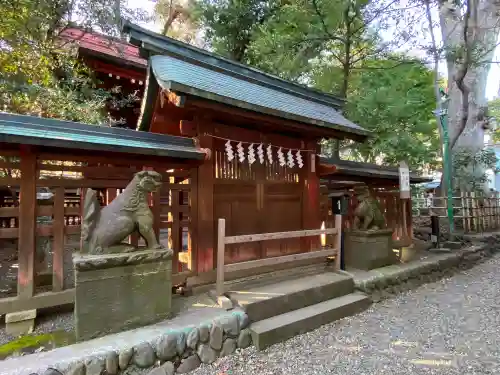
[154,0,199,43]
[422,0,500,192]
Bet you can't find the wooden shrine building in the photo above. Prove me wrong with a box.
[0,22,431,314]
[123,22,370,277]
[60,28,148,128]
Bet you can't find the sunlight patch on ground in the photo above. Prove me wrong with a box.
[410,358,452,367]
[391,340,417,348]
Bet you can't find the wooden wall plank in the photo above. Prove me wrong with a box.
[17,148,37,299]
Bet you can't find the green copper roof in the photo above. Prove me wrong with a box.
[148,55,369,138]
[319,156,431,183]
[0,112,205,160]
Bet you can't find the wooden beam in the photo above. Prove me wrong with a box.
[224,247,338,273]
[225,227,339,244]
[0,289,74,315]
[17,147,37,299]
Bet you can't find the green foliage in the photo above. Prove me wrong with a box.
[489,98,500,143]
[343,58,440,170]
[453,148,498,192]
[0,0,143,125]
[194,0,281,62]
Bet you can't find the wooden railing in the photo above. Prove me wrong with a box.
[215,215,342,298]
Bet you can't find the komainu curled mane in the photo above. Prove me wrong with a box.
[81,170,164,255]
[352,185,386,231]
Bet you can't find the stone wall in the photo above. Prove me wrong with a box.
[355,234,500,302]
[18,311,252,375]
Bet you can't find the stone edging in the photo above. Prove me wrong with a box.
[29,311,252,375]
[355,235,500,302]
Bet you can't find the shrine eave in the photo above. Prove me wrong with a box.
[136,53,370,139]
[319,156,432,184]
[0,112,205,161]
[122,21,346,110]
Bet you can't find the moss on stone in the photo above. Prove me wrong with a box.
[0,330,74,359]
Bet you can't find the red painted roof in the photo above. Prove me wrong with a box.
[60,28,147,67]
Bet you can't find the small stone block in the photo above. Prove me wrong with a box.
[5,310,36,336]
[6,309,36,323]
[217,296,233,310]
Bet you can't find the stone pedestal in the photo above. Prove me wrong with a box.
[73,248,173,341]
[345,229,396,270]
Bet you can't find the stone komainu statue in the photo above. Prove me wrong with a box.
[81,170,164,255]
[352,185,386,231]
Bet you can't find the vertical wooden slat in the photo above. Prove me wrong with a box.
[188,168,198,272]
[107,188,117,204]
[153,190,161,242]
[52,187,65,292]
[17,147,37,299]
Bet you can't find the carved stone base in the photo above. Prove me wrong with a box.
[345,229,397,270]
[73,248,173,341]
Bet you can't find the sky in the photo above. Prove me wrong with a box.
[127,0,500,100]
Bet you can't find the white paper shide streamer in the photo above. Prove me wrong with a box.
[277,147,286,167]
[267,144,273,164]
[225,140,234,162]
[248,143,256,165]
[237,142,245,163]
[257,143,264,164]
[287,149,295,168]
[296,150,303,168]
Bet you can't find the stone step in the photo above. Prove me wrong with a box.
[227,272,354,322]
[250,292,371,350]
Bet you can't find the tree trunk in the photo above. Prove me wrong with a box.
[439,0,500,192]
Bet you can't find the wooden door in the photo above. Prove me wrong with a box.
[261,182,303,257]
[214,181,260,264]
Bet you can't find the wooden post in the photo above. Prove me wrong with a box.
[334,214,342,270]
[216,218,226,297]
[196,120,214,272]
[302,142,320,251]
[52,187,65,292]
[17,147,37,299]
[471,192,478,232]
[460,192,467,233]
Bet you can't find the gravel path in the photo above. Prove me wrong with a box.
[191,254,500,375]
